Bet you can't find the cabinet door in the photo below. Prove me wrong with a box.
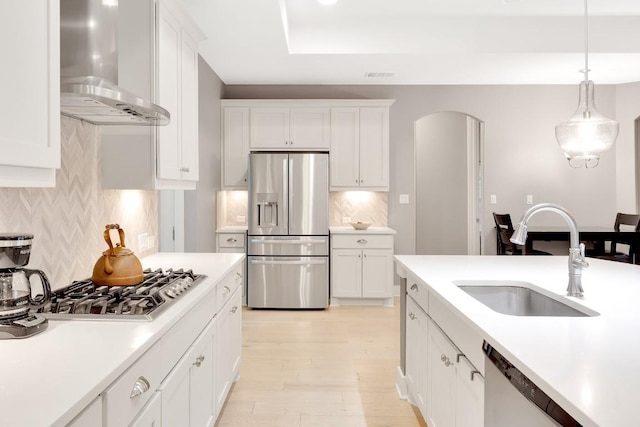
[427,320,457,427]
[406,297,428,420]
[179,28,199,182]
[190,325,215,427]
[331,248,363,297]
[250,108,289,148]
[214,301,232,418]
[289,107,330,149]
[157,3,181,181]
[456,356,484,427]
[330,108,360,189]
[359,108,389,190]
[222,107,250,188]
[361,248,393,298]
[130,392,162,427]
[0,0,59,186]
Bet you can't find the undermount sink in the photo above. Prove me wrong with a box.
[455,281,598,317]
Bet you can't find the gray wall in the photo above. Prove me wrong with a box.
[225,84,623,256]
[615,81,640,214]
[185,57,225,252]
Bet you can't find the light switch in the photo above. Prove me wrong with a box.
[342,216,352,224]
[490,195,497,204]
[526,195,533,205]
[399,194,410,204]
[138,233,148,251]
[237,215,246,223]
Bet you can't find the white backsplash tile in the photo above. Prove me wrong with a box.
[0,117,158,289]
[216,190,388,228]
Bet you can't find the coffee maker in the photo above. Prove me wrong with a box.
[0,233,51,339]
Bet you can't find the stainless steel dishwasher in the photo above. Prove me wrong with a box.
[483,341,582,427]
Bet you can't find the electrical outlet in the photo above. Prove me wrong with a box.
[526,195,533,205]
[490,194,497,204]
[342,216,352,224]
[147,235,155,249]
[138,233,148,252]
[237,215,246,223]
[399,194,410,204]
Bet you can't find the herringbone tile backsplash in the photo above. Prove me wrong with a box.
[0,117,158,289]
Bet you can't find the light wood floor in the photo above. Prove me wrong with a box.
[215,298,427,427]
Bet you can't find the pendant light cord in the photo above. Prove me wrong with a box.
[583,0,589,83]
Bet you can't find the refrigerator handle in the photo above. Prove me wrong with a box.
[288,157,294,231]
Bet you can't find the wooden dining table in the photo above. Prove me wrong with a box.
[524,225,640,264]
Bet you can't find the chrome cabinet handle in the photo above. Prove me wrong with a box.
[410,284,418,291]
[231,306,238,313]
[408,312,416,320]
[180,167,190,173]
[356,239,368,244]
[222,285,231,295]
[470,370,481,381]
[193,355,205,367]
[226,238,237,243]
[130,376,150,398]
[441,354,453,367]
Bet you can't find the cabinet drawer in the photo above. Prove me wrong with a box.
[218,233,245,249]
[103,343,163,427]
[407,274,428,312]
[216,266,243,312]
[429,294,484,375]
[331,234,393,249]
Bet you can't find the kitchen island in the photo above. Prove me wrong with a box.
[0,252,244,427]
[395,255,640,427]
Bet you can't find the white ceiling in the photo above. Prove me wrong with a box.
[179,0,640,85]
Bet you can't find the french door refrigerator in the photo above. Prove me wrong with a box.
[247,152,329,309]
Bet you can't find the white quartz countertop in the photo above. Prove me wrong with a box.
[216,225,247,233]
[394,255,640,427]
[0,252,244,427]
[330,226,396,234]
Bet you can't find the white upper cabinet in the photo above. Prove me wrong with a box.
[330,106,390,191]
[101,0,204,190]
[0,0,60,187]
[221,106,250,189]
[221,99,394,191]
[250,107,330,150]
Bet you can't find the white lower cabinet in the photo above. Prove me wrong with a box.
[403,272,484,427]
[160,317,216,427]
[215,289,242,418]
[331,233,394,305]
[405,296,428,419]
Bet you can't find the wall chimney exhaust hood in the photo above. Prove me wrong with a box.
[60,0,169,126]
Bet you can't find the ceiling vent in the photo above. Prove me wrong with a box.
[364,72,395,78]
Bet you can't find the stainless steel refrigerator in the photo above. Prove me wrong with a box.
[247,152,329,309]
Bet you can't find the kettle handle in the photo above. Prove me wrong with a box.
[22,269,52,310]
[104,224,127,254]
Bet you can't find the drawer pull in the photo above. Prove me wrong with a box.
[180,167,190,173]
[222,285,231,295]
[441,354,453,367]
[470,370,481,382]
[410,284,418,291]
[130,376,151,399]
[226,238,237,243]
[408,312,416,320]
[231,306,238,313]
[193,355,205,368]
[356,239,368,244]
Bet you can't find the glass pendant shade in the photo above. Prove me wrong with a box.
[555,81,619,166]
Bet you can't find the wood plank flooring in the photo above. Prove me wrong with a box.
[215,298,427,427]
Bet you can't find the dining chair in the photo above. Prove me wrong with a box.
[493,213,551,256]
[590,213,640,264]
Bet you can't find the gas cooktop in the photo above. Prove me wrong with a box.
[37,268,206,321]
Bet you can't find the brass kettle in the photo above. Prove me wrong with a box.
[92,224,143,286]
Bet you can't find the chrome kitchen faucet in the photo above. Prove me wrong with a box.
[510,203,589,297]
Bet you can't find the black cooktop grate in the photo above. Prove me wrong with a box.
[37,269,206,321]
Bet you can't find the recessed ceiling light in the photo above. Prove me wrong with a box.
[318,0,338,5]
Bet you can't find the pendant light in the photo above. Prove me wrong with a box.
[555,0,619,168]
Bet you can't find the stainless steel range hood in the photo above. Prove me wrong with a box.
[60,0,169,126]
